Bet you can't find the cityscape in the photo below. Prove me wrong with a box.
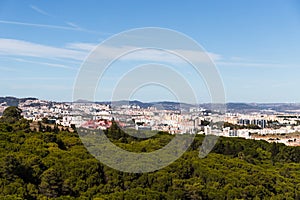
[2,97,300,146]
[1,1,300,199]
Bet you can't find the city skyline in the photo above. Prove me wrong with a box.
[1,1,300,103]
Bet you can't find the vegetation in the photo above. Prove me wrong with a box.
[2,107,300,199]
[0,107,30,133]
[224,122,261,130]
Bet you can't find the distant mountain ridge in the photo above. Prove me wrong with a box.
[0,96,38,106]
[2,97,300,113]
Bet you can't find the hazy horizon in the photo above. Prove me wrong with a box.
[2,95,300,105]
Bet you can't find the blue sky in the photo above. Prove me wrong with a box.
[0,0,300,103]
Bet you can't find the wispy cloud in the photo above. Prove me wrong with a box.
[0,20,83,31]
[59,42,223,64]
[0,38,87,61]
[216,57,289,68]
[65,22,82,30]
[27,5,99,33]
[216,61,284,68]
[13,58,77,70]
[2,38,290,69]
[1,77,73,81]
[78,44,222,64]
[30,5,51,17]
[0,19,105,34]
[11,84,71,90]
[65,42,97,51]
[214,55,299,69]
[0,39,221,65]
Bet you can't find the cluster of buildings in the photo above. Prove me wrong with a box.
[1,98,300,146]
[215,113,300,145]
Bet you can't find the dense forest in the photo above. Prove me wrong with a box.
[1,107,300,199]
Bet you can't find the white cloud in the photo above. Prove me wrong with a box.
[0,38,87,61]
[0,38,222,66]
[65,22,82,30]
[0,19,106,35]
[0,19,82,31]
[29,5,101,34]
[65,42,97,51]
[216,61,284,68]
[173,49,222,63]
[30,5,51,17]
[11,84,71,90]
[83,44,222,64]
[13,58,76,70]
[1,77,73,81]
[216,56,291,68]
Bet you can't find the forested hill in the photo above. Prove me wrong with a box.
[0,97,38,107]
[1,119,300,199]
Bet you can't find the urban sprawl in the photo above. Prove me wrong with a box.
[1,98,300,146]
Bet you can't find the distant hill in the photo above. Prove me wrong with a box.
[226,103,257,110]
[96,100,193,110]
[2,97,300,113]
[0,96,38,106]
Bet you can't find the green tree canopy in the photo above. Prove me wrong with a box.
[1,106,23,124]
[1,120,300,199]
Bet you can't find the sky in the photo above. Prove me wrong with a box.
[0,0,300,103]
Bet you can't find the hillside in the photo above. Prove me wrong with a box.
[1,120,300,199]
[0,97,38,107]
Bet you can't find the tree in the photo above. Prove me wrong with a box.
[39,168,62,198]
[0,155,22,181]
[1,106,23,125]
[2,124,300,199]
[270,142,279,159]
[42,117,49,124]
